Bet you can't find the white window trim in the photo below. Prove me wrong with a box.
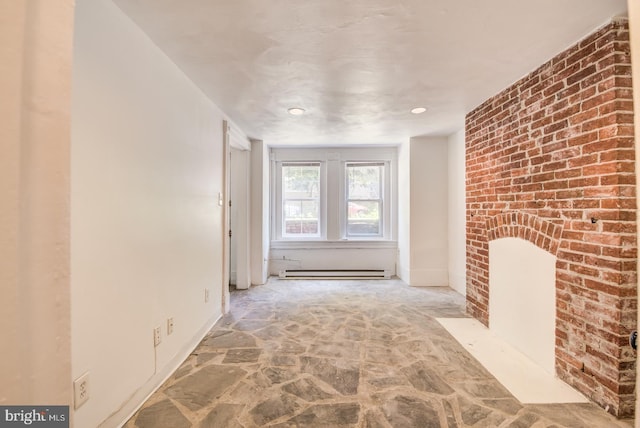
[274,161,327,240]
[271,147,397,246]
[341,161,390,239]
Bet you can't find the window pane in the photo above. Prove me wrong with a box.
[283,165,320,199]
[346,163,383,236]
[284,219,319,235]
[347,201,380,235]
[284,200,318,220]
[284,199,319,235]
[282,163,320,237]
[347,165,381,199]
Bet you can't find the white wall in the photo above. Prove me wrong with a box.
[489,238,556,374]
[72,0,233,425]
[447,130,466,295]
[0,0,74,406]
[408,137,449,286]
[250,140,270,284]
[397,140,411,283]
[230,147,251,289]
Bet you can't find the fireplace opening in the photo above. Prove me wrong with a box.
[489,237,556,374]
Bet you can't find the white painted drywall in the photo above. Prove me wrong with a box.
[489,238,556,375]
[397,140,411,283]
[628,0,640,422]
[0,0,74,406]
[71,0,235,425]
[230,148,251,289]
[250,140,271,284]
[447,130,466,295]
[408,137,449,286]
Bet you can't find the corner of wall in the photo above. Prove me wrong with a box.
[250,139,270,285]
[407,137,449,287]
[627,0,640,420]
[448,129,466,296]
[396,140,411,284]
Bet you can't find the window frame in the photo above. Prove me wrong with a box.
[274,159,327,241]
[271,147,396,245]
[279,162,323,239]
[343,162,386,239]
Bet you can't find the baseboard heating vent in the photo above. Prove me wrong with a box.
[279,269,391,279]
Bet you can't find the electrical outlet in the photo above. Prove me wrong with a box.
[73,372,90,409]
[204,288,210,303]
[154,327,161,347]
[167,318,174,335]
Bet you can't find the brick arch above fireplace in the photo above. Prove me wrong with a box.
[486,212,563,256]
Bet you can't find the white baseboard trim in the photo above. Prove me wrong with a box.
[397,265,410,284]
[448,272,466,296]
[99,313,221,428]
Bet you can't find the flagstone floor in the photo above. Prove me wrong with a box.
[124,278,633,427]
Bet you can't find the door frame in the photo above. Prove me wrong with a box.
[222,121,251,313]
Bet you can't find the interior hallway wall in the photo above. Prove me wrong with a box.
[230,147,252,289]
[250,140,270,285]
[398,137,449,286]
[410,137,449,286]
[71,0,237,425]
[0,0,74,407]
[448,130,466,295]
[397,140,411,283]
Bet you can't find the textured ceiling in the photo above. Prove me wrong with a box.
[112,0,627,145]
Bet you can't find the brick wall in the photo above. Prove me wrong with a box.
[465,19,636,417]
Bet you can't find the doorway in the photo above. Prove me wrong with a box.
[230,146,251,289]
[223,121,251,306]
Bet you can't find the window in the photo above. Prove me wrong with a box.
[282,163,321,238]
[272,148,395,243]
[346,163,383,237]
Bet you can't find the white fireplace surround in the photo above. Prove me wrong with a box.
[489,237,557,375]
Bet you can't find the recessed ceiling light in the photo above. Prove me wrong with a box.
[411,107,427,114]
[288,107,306,116]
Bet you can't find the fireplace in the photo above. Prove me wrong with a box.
[465,19,636,417]
[489,237,556,374]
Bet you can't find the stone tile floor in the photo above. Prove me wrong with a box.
[125,278,634,427]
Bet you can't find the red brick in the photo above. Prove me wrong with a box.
[465,19,636,418]
[567,64,598,85]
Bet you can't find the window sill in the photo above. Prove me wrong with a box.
[270,240,398,250]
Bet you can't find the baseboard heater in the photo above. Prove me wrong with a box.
[278,269,391,279]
